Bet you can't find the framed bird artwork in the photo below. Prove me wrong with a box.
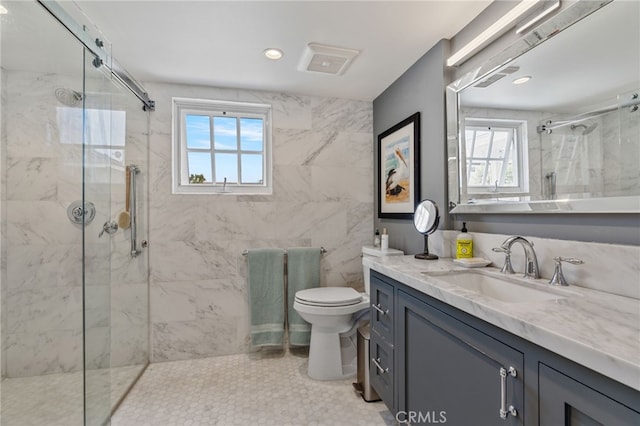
[377,112,420,219]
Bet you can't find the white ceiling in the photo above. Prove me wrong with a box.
[64,0,493,101]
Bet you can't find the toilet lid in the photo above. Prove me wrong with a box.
[295,287,363,307]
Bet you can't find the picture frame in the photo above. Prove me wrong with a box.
[377,112,420,219]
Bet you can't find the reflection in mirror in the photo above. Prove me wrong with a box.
[447,0,640,213]
[414,200,440,260]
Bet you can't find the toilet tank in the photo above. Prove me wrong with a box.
[362,245,404,294]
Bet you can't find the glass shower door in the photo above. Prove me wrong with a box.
[82,45,116,426]
[81,34,150,426]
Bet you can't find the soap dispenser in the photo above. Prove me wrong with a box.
[456,222,473,258]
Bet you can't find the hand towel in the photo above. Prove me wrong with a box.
[247,248,285,347]
[287,247,321,346]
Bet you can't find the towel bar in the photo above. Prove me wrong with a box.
[242,247,327,256]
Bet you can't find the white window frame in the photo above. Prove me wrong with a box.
[172,97,272,195]
[462,118,529,195]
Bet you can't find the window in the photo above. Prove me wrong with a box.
[463,118,528,195]
[172,98,272,194]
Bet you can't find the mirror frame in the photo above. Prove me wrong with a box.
[446,0,640,214]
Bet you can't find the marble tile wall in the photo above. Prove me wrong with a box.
[145,81,373,362]
[1,70,150,377]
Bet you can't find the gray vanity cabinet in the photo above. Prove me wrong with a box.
[397,290,523,425]
[539,364,640,426]
[368,270,640,425]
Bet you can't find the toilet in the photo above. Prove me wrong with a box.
[293,245,404,380]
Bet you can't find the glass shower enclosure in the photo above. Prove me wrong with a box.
[0,1,151,424]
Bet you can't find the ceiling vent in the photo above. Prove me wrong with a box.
[298,43,360,76]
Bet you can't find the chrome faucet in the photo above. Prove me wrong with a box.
[493,236,540,279]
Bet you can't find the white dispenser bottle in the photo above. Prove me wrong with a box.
[381,228,389,251]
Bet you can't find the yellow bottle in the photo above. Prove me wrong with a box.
[456,222,473,258]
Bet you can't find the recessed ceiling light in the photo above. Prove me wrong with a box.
[263,48,283,60]
[513,76,532,85]
[0,5,8,14]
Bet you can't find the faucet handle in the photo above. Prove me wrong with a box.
[492,247,515,274]
[549,256,584,286]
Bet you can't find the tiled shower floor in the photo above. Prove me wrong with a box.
[112,350,394,426]
[1,365,142,426]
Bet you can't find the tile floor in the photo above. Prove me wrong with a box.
[1,365,143,426]
[112,350,394,426]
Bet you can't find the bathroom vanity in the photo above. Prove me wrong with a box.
[367,256,640,425]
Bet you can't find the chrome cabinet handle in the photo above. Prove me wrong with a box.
[499,366,518,419]
[371,357,388,374]
[372,303,388,315]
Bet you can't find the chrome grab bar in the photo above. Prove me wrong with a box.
[499,366,518,420]
[129,164,141,258]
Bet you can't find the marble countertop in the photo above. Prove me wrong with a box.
[364,255,640,391]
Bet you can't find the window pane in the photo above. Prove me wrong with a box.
[187,152,212,183]
[186,115,211,149]
[467,161,485,186]
[491,131,509,158]
[215,153,238,183]
[473,130,491,157]
[241,154,263,183]
[465,130,475,155]
[240,118,263,151]
[213,116,237,150]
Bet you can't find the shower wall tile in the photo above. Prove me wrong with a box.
[5,329,83,377]
[146,81,373,362]
[150,282,197,323]
[111,324,149,368]
[5,286,82,334]
[3,70,150,377]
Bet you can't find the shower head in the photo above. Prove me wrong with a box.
[54,88,83,107]
[570,122,598,135]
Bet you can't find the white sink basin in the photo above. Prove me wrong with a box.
[423,270,570,303]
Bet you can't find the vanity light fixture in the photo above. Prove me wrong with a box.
[263,48,284,60]
[513,76,532,85]
[516,0,561,35]
[446,0,544,67]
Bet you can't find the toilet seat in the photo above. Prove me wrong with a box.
[294,287,363,307]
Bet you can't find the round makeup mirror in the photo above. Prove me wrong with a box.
[414,199,440,260]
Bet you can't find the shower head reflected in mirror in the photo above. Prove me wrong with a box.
[570,122,598,135]
[54,87,83,107]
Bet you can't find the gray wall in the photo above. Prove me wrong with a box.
[373,1,639,251]
[373,40,450,256]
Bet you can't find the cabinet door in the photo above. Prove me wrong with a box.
[397,291,524,426]
[370,272,394,343]
[370,331,394,410]
[539,363,640,426]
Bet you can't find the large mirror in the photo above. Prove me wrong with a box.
[447,0,640,214]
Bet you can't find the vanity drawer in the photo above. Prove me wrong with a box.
[370,272,394,343]
[370,330,394,410]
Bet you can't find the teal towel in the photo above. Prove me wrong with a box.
[248,248,285,347]
[287,247,321,346]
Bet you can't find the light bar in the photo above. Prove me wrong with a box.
[447,0,543,67]
[516,0,561,35]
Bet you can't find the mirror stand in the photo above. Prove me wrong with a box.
[413,199,440,261]
[415,234,438,260]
